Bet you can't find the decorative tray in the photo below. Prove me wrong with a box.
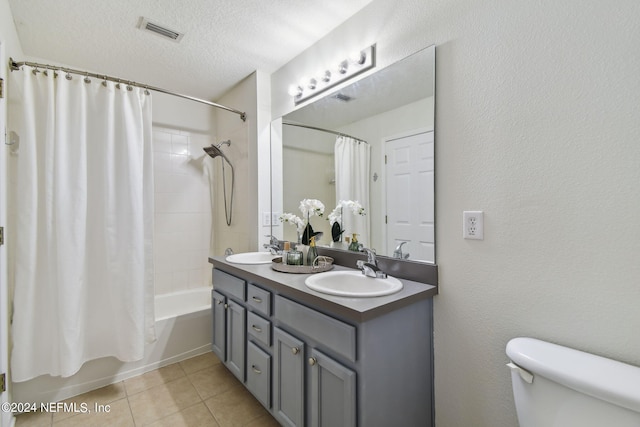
[271,256,334,274]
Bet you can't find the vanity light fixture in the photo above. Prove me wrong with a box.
[290,44,375,105]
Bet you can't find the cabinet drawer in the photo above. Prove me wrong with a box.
[275,296,356,362]
[247,284,271,316]
[213,269,246,301]
[247,341,271,409]
[247,311,271,348]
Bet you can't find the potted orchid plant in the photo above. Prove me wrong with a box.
[280,198,325,245]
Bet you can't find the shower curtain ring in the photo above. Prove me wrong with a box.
[144,86,150,95]
[65,71,72,80]
[116,79,121,90]
[101,75,108,87]
[126,82,133,91]
[84,73,91,84]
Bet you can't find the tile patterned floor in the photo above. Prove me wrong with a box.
[14,352,281,427]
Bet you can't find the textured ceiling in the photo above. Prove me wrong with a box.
[8,0,373,102]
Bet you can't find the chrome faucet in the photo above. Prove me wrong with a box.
[393,242,410,259]
[357,247,387,279]
[263,235,281,254]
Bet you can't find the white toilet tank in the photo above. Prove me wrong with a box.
[506,337,640,427]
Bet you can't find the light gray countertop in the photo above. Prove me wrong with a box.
[209,256,438,323]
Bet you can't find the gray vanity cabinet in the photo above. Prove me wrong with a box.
[211,271,247,382]
[246,341,271,408]
[273,327,305,427]
[211,290,226,361]
[274,295,357,427]
[272,327,357,427]
[211,264,435,427]
[309,347,356,427]
[225,299,246,381]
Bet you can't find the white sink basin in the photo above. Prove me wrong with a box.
[226,252,276,265]
[305,270,403,297]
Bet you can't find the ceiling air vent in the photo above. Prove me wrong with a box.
[138,17,184,42]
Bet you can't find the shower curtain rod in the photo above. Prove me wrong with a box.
[282,120,367,143]
[8,58,247,122]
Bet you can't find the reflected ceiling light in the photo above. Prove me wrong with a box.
[288,84,303,97]
[290,44,375,105]
[320,70,331,83]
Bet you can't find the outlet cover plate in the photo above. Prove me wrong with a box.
[463,211,484,240]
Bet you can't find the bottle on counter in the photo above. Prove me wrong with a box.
[307,236,318,266]
[348,233,360,251]
[286,245,304,266]
[282,241,291,265]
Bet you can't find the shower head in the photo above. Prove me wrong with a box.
[203,144,225,159]
[203,140,231,159]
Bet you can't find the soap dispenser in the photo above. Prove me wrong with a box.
[307,236,318,266]
[348,233,360,251]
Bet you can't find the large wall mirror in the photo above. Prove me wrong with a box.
[271,45,435,264]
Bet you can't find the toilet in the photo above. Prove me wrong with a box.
[506,337,640,427]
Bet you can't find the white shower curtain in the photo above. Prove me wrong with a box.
[334,136,371,246]
[9,67,155,382]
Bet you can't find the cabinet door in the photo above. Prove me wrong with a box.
[225,299,246,382]
[211,291,226,361]
[273,327,305,427]
[247,341,271,409]
[309,348,356,427]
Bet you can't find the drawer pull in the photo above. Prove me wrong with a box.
[291,346,300,355]
[251,365,262,374]
[252,296,263,303]
[216,299,223,305]
[252,325,262,333]
[224,303,229,309]
[308,357,317,366]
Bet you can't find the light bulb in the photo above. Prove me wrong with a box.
[288,84,303,98]
[307,78,317,90]
[337,60,349,74]
[320,70,331,83]
[349,50,366,65]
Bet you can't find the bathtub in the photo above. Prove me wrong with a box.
[12,287,213,405]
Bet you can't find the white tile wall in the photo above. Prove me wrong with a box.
[153,127,212,296]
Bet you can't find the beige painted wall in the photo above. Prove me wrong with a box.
[271,1,640,426]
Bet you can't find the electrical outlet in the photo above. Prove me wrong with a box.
[272,212,280,227]
[463,211,484,240]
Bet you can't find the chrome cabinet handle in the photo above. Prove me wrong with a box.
[252,365,262,374]
[308,357,317,366]
[252,296,262,303]
[216,299,223,305]
[224,303,229,309]
[291,347,300,355]
[252,325,262,333]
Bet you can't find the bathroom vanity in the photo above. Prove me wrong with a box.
[209,254,437,427]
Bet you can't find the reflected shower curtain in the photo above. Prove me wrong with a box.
[9,67,155,381]
[334,136,371,246]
